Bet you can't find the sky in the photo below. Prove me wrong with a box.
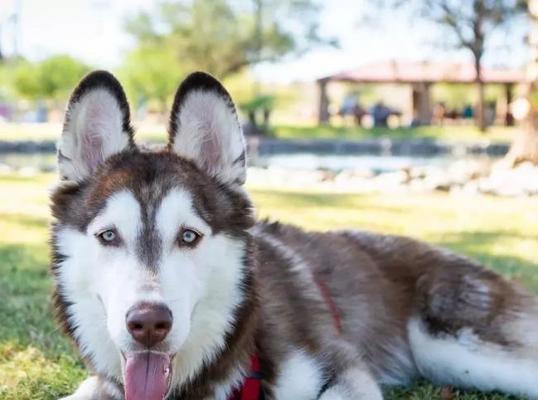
[0,0,530,83]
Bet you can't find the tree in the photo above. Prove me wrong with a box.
[375,0,526,131]
[506,0,538,165]
[12,55,89,102]
[118,45,184,114]
[125,0,334,80]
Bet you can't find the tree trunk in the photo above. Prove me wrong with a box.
[505,0,538,165]
[474,55,487,132]
[506,116,538,165]
[317,78,330,125]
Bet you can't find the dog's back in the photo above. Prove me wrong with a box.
[252,221,538,398]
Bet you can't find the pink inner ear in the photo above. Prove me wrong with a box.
[200,130,223,172]
[81,129,104,173]
[79,100,112,173]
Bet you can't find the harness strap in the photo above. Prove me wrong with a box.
[229,272,342,400]
[240,355,262,400]
[229,355,263,400]
[312,273,342,335]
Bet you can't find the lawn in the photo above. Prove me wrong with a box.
[0,122,517,143]
[1,172,537,399]
[0,122,165,144]
[273,124,518,143]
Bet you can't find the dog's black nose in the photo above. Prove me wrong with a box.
[126,303,173,348]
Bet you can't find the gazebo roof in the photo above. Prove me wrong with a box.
[321,61,524,84]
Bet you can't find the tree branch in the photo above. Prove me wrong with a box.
[438,0,475,50]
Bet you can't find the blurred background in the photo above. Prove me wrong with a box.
[1,1,538,399]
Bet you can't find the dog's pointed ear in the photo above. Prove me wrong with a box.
[168,72,247,186]
[58,70,134,181]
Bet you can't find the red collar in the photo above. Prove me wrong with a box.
[228,272,341,400]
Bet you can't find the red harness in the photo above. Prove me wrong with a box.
[228,355,263,400]
[229,272,341,400]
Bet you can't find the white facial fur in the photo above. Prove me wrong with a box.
[55,188,247,385]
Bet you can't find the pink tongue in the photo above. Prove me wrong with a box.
[124,352,171,400]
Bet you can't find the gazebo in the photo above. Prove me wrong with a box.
[317,61,525,126]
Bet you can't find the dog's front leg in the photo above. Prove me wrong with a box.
[60,376,123,400]
[318,366,383,400]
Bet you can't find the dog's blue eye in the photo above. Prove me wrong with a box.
[97,229,119,245]
[102,231,115,241]
[179,228,202,247]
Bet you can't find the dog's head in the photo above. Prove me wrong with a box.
[50,71,256,399]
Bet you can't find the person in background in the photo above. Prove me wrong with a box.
[433,102,447,126]
[462,104,474,120]
[339,93,365,126]
[485,101,497,126]
[371,101,391,127]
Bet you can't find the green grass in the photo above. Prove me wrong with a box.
[0,122,518,143]
[273,124,517,143]
[1,173,537,399]
[0,123,164,143]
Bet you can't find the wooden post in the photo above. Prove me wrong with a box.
[412,82,432,125]
[504,83,514,127]
[317,78,330,125]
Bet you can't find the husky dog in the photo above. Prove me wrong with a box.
[50,70,538,400]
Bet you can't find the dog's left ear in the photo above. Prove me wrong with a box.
[168,72,246,186]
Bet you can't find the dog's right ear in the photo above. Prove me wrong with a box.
[58,70,134,181]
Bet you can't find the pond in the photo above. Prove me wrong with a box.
[253,153,483,174]
[0,152,58,172]
[0,151,496,175]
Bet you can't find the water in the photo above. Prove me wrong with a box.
[0,151,490,175]
[0,153,57,172]
[253,153,472,174]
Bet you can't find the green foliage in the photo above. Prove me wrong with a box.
[239,94,275,113]
[117,45,184,110]
[0,123,517,143]
[12,61,42,101]
[433,84,474,108]
[124,0,333,79]
[273,124,516,142]
[11,55,89,102]
[221,70,258,104]
[0,172,537,398]
[432,83,504,109]
[0,64,13,101]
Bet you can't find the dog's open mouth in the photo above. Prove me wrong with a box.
[123,352,173,400]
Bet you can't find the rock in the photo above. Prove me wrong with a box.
[19,166,39,176]
[375,170,409,185]
[246,159,538,197]
[477,161,538,196]
[0,163,13,174]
